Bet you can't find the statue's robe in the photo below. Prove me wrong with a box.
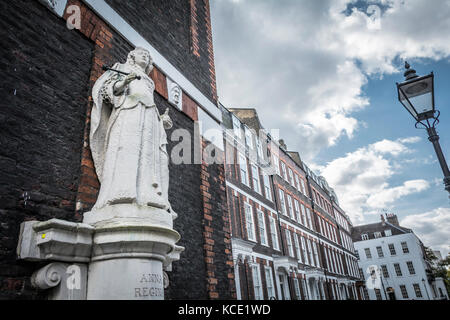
[90,63,172,210]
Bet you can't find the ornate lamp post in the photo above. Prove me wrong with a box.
[396,62,450,196]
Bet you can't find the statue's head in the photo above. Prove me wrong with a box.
[127,47,154,74]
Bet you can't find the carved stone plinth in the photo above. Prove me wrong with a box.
[83,204,184,300]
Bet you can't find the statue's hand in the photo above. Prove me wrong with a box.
[163,108,170,116]
[125,72,139,84]
[162,108,173,130]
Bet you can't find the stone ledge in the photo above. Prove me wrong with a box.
[17,219,94,263]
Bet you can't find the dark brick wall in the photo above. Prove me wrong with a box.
[0,0,226,300]
[161,96,207,300]
[0,0,94,299]
[200,146,235,299]
[105,0,217,103]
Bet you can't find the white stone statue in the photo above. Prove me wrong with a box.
[90,47,173,212]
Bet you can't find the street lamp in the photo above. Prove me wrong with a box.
[396,62,450,196]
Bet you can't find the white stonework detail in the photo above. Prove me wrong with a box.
[84,48,183,300]
[84,0,222,122]
[166,77,183,110]
[90,47,174,213]
[17,219,94,263]
[31,262,88,300]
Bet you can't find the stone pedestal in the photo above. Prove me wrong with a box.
[17,204,184,300]
[83,203,183,300]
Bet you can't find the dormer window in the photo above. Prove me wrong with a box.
[374,232,382,238]
[384,229,392,236]
[361,233,369,241]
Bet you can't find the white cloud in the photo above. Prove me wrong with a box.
[401,207,450,256]
[318,137,430,223]
[366,179,429,208]
[211,0,450,161]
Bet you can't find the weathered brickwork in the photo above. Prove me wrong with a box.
[0,0,94,299]
[106,0,218,103]
[0,0,230,300]
[200,141,235,299]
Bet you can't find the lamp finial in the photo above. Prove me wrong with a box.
[404,61,418,80]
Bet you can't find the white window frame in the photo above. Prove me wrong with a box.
[264,266,276,299]
[301,237,309,265]
[294,234,302,263]
[269,216,279,250]
[300,179,306,195]
[293,278,301,300]
[288,168,295,186]
[406,261,416,275]
[306,208,313,230]
[244,203,256,242]
[364,248,372,259]
[307,239,315,267]
[394,263,403,277]
[238,152,249,186]
[361,233,369,241]
[294,200,301,224]
[256,138,264,159]
[389,243,397,256]
[279,189,287,216]
[281,161,288,181]
[285,229,294,257]
[272,155,280,176]
[244,126,254,149]
[257,210,268,246]
[251,163,260,194]
[401,242,410,254]
[252,264,263,300]
[263,174,272,201]
[300,204,306,226]
[287,195,294,220]
[313,242,320,268]
[294,174,301,192]
[376,246,384,258]
[232,115,241,139]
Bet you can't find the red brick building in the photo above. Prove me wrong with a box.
[222,108,362,300]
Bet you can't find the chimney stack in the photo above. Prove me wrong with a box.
[279,139,287,151]
[380,214,385,225]
[386,213,399,226]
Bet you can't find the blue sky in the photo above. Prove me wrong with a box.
[210,0,450,254]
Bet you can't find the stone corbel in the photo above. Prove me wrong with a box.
[17,219,93,299]
[17,219,94,263]
[163,245,185,272]
[31,262,88,300]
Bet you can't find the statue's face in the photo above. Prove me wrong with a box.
[134,49,151,70]
[171,86,180,104]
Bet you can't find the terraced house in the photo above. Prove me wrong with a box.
[222,107,362,300]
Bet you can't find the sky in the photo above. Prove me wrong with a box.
[210,0,450,255]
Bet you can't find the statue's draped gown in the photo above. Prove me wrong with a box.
[90,63,171,211]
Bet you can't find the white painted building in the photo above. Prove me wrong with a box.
[353,214,449,300]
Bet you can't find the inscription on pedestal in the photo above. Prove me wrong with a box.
[134,273,164,298]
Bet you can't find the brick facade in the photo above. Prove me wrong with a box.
[0,0,232,300]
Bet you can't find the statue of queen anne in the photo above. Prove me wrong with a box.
[90,47,173,213]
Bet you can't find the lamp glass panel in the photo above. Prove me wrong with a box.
[400,76,434,115]
[399,88,419,120]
